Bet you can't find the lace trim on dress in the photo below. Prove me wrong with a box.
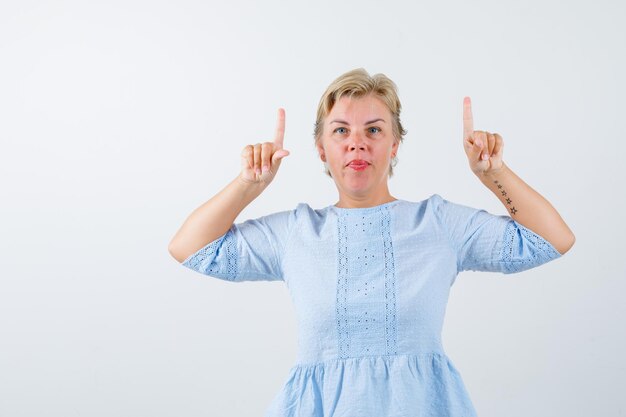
[501,221,562,274]
[182,230,238,280]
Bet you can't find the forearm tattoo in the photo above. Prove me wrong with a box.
[494,180,517,216]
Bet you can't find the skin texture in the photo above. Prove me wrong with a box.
[316,94,400,209]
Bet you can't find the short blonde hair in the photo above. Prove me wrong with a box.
[313,68,407,178]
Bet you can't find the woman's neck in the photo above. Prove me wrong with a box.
[334,194,398,209]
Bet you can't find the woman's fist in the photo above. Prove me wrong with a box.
[239,108,290,186]
[462,97,505,176]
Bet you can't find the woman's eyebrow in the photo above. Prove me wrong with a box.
[330,118,386,125]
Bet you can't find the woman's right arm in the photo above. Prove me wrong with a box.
[168,177,264,263]
[168,108,289,263]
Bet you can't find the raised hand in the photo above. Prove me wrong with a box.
[239,108,290,186]
[462,97,504,175]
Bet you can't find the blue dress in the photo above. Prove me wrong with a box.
[181,194,562,416]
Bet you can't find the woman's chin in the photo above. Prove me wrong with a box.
[341,176,373,191]
[332,167,378,190]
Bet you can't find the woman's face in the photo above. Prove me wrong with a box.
[316,94,399,198]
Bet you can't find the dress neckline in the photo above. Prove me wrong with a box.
[328,199,403,213]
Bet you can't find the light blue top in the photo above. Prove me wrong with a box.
[181,194,562,416]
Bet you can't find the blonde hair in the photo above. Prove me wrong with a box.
[313,68,407,178]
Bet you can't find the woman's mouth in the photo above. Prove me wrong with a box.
[349,163,368,171]
[347,160,369,171]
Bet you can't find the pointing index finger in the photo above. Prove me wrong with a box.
[274,107,285,148]
[463,96,474,141]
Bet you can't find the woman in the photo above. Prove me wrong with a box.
[168,68,575,416]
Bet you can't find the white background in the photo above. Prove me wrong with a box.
[1,0,624,416]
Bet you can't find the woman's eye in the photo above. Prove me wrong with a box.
[333,126,380,135]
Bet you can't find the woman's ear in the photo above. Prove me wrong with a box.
[316,143,326,162]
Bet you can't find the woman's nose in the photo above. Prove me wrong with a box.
[349,132,366,150]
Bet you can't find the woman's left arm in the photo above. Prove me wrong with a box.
[476,161,575,255]
[462,97,576,255]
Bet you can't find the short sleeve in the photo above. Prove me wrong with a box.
[432,194,562,274]
[180,208,295,282]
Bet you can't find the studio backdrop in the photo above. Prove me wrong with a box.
[0,0,624,416]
